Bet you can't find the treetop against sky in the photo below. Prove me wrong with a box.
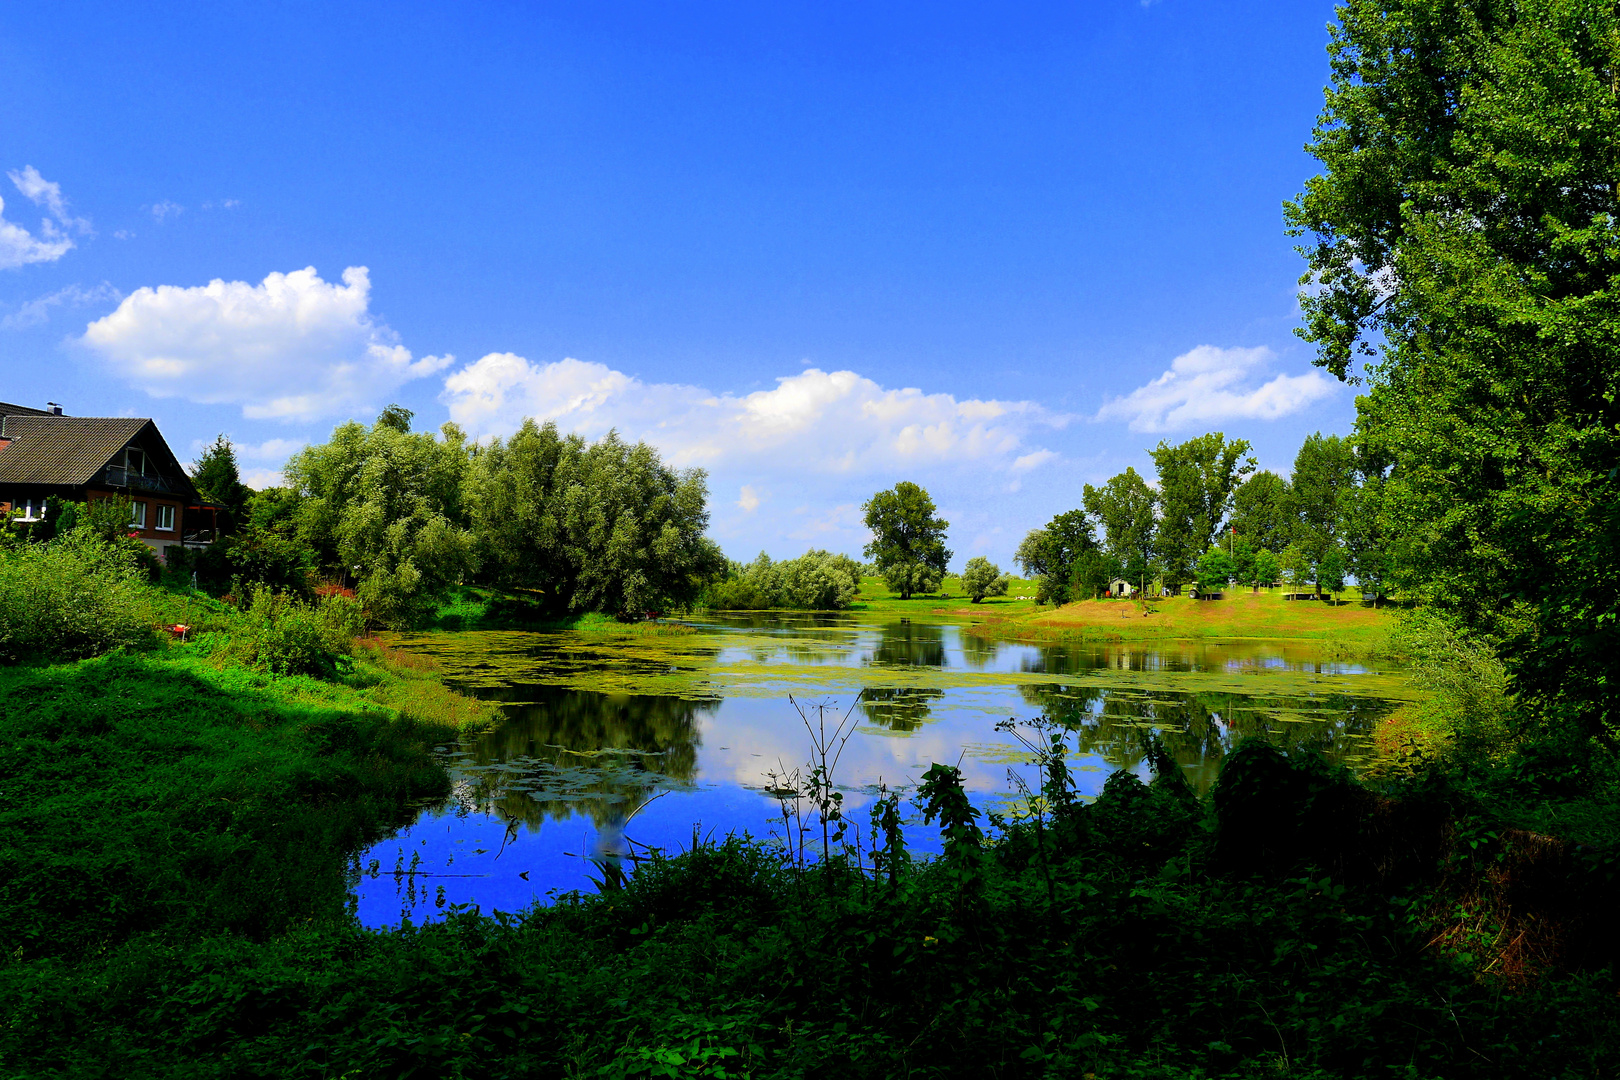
[0,0,1353,566]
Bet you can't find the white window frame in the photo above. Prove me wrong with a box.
[129,501,147,529]
[154,503,175,531]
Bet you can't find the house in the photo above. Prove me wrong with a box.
[1106,578,1135,598]
[0,401,219,563]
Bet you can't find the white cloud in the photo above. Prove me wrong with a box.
[1010,449,1057,472]
[79,266,452,421]
[1,282,121,330]
[1094,344,1336,433]
[737,485,761,513]
[149,201,183,223]
[240,467,287,490]
[0,166,88,270]
[441,354,1064,477]
[236,437,306,462]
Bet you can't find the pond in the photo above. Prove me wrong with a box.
[354,614,1413,926]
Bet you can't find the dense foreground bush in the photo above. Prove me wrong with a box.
[4,718,1619,1078]
[0,534,160,662]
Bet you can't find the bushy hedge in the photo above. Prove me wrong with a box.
[704,549,862,610]
[0,533,159,663]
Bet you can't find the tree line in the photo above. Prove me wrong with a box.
[187,408,722,627]
[1007,428,1384,604]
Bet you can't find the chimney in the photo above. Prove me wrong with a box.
[46,402,63,415]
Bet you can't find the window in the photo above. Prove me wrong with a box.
[129,501,147,529]
[154,504,175,531]
[124,447,148,476]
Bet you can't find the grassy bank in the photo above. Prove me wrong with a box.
[967,589,1397,646]
[0,634,500,965]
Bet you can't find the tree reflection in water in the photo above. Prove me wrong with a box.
[868,622,947,668]
[856,687,947,731]
[1018,683,1390,792]
[443,687,714,837]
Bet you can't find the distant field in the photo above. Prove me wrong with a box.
[962,588,1398,645]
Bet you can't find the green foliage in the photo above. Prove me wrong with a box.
[1280,542,1311,590]
[1082,466,1157,583]
[0,532,160,662]
[188,433,252,529]
[286,412,475,627]
[1014,509,1098,605]
[703,550,861,610]
[1287,0,1620,739]
[1195,545,1235,592]
[1230,469,1292,553]
[958,556,1009,603]
[230,591,364,678]
[1252,547,1280,590]
[467,421,721,616]
[1286,432,1356,577]
[1150,433,1255,588]
[1389,607,1515,760]
[10,717,1620,1077]
[862,481,950,600]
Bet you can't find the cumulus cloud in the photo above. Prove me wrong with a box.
[441,354,1064,477]
[79,266,452,421]
[737,485,761,513]
[1094,345,1336,433]
[0,166,88,270]
[2,282,121,330]
[149,201,183,222]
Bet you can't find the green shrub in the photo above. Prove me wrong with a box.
[0,533,159,662]
[232,590,364,678]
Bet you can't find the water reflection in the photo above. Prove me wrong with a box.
[447,686,716,830]
[857,687,947,730]
[868,622,947,668]
[1021,683,1390,790]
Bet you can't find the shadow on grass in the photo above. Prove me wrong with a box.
[0,651,452,960]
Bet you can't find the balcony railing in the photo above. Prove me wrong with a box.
[101,467,175,493]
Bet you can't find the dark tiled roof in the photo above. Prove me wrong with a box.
[0,416,152,485]
[0,401,52,418]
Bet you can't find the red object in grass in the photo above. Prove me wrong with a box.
[314,582,357,600]
[166,624,191,641]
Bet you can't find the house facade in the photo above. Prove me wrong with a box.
[0,401,217,563]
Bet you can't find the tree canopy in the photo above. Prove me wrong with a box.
[1150,433,1254,589]
[1015,510,1099,605]
[862,482,951,600]
[1287,0,1620,737]
[1082,467,1157,589]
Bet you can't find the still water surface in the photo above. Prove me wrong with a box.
[355,614,1408,926]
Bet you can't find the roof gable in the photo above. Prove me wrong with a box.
[0,416,198,499]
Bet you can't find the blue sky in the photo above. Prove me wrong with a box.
[0,1,1351,567]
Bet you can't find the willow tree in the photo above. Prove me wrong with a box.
[1288,0,1620,738]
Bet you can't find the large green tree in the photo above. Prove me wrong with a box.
[1081,467,1157,592]
[285,409,475,627]
[1229,470,1292,554]
[1287,433,1357,596]
[862,482,951,600]
[1149,433,1255,590]
[466,422,720,615]
[1287,0,1620,737]
[1014,509,1099,605]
